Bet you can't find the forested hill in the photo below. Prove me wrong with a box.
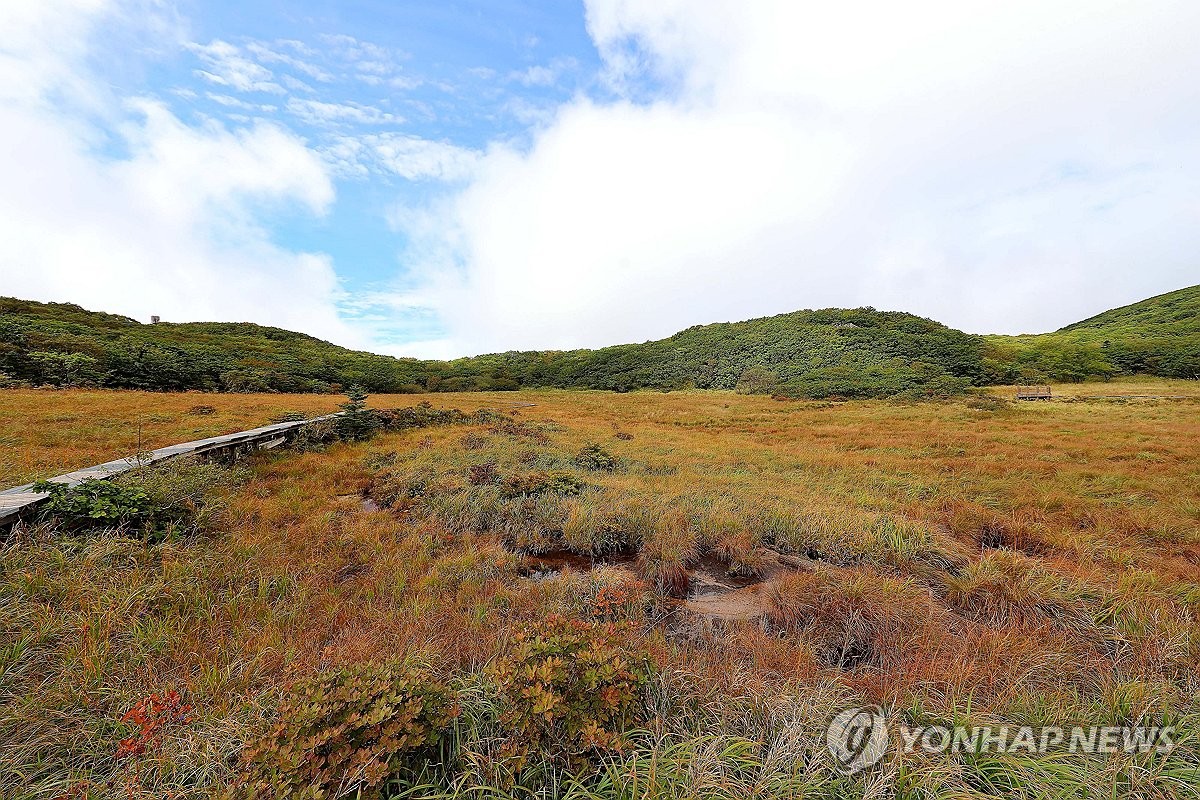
[982,285,1200,382]
[1060,284,1200,336]
[450,308,984,398]
[1,286,1196,397]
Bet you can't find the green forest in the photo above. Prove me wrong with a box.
[1,285,1196,399]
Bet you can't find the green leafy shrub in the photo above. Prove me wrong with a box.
[33,459,242,538]
[574,444,618,472]
[544,472,587,496]
[33,478,154,530]
[499,471,587,499]
[490,615,650,773]
[0,370,26,388]
[229,661,458,800]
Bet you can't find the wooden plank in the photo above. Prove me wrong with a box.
[0,413,341,527]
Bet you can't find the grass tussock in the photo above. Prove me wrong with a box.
[767,568,941,671]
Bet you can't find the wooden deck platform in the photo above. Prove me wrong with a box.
[1015,385,1052,401]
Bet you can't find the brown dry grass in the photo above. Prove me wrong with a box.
[2,386,1199,797]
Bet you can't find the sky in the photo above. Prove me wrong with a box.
[1,1,1198,358]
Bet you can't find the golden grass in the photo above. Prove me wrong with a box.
[2,387,1199,797]
[986,377,1200,398]
[0,389,346,486]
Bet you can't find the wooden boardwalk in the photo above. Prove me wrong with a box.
[0,413,340,528]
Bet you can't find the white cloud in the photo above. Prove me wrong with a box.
[0,2,364,349]
[286,97,401,126]
[511,57,578,88]
[245,41,334,83]
[188,39,285,94]
[280,74,314,93]
[321,134,480,182]
[318,33,410,83]
[0,0,118,111]
[393,0,1200,355]
[368,135,480,181]
[206,93,276,112]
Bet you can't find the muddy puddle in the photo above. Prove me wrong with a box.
[678,551,812,620]
[522,550,636,581]
[519,547,812,621]
[681,554,772,620]
[333,493,382,512]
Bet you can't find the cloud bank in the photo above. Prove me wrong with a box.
[0,1,362,347]
[397,0,1200,356]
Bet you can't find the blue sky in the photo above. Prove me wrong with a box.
[148,0,611,346]
[2,2,1198,357]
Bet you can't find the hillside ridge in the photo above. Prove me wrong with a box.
[1059,284,1199,333]
[2,285,1197,395]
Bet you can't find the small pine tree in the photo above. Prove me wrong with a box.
[336,385,379,442]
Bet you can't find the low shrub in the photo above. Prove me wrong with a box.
[963,393,1011,412]
[490,616,651,774]
[468,461,500,486]
[114,690,192,761]
[34,459,242,538]
[229,661,458,800]
[288,418,341,451]
[376,401,471,430]
[574,443,618,472]
[460,431,490,450]
[33,478,155,531]
[483,415,552,444]
[500,471,587,499]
